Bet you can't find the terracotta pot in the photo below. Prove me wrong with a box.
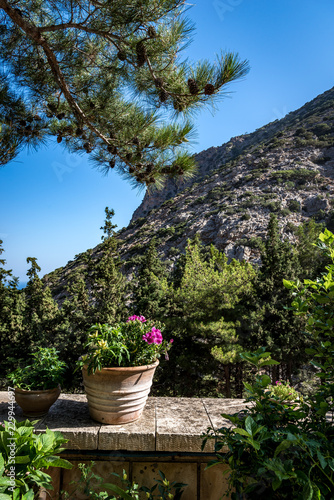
[15,386,61,417]
[82,361,159,424]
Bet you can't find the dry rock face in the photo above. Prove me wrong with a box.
[44,86,334,296]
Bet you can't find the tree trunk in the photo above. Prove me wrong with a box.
[224,365,231,398]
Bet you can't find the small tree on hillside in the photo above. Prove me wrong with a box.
[90,208,128,324]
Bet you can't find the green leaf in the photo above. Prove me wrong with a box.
[274,440,293,457]
[303,481,314,500]
[328,458,334,471]
[272,477,282,490]
[232,428,250,437]
[43,457,73,469]
[260,374,271,387]
[245,416,257,436]
[101,483,133,500]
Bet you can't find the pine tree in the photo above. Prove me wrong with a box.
[132,237,168,320]
[0,0,249,185]
[165,240,255,396]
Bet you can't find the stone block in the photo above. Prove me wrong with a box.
[200,462,230,500]
[132,461,197,500]
[98,398,156,451]
[156,397,210,452]
[36,395,100,450]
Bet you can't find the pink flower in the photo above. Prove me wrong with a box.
[170,339,174,343]
[142,327,163,345]
[127,315,146,323]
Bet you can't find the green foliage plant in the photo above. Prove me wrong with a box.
[0,419,72,499]
[203,347,334,498]
[7,347,67,390]
[65,462,186,500]
[78,316,173,374]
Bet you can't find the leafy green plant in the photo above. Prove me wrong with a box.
[7,347,67,390]
[267,380,303,402]
[64,462,186,500]
[203,347,334,498]
[78,316,173,374]
[0,419,72,499]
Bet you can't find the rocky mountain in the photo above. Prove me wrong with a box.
[44,86,334,297]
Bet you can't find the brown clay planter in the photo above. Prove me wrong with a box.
[15,386,61,417]
[82,361,159,425]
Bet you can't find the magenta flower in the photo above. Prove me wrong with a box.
[170,339,174,343]
[142,327,163,345]
[127,315,147,323]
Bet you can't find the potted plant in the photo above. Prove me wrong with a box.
[8,347,67,417]
[78,315,173,424]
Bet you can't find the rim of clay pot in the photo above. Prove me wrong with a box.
[15,385,61,394]
[82,360,159,372]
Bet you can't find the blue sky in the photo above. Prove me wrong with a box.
[1,0,334,284]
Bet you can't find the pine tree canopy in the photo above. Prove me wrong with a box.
[0,0,249,186]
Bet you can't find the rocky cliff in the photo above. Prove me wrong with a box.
[44,86,334,297]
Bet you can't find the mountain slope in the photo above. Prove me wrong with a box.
[44,86,334,297]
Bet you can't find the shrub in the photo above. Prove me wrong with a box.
[288,199,301,212]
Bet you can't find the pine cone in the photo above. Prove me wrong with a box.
[145,163,154,173]
[129,166,135,174]
[204,83,215,95]
[125,153,132,161]
[173,99,184,112]
[57,112,65,120]
[76,128,83,136]
[89,101,96,109]
[187,78,199,95]
[154,77,164,88]
[57,135,63,143]
[107,145,117,155]
[159,89,169,103]
[83,142,93,153]
[47,102,57,113]
[132,137,140,145]
[117,50,127,61]
[136,41,147,67]
[147,26,157,38]
[109,159,115,169]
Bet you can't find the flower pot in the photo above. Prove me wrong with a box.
[82,361,159,424]
[15,386,61,417]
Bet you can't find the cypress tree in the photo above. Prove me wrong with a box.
[22,257,60,351]
[132,237,168,320]
[251,214,307,381]
[90,208,127,324]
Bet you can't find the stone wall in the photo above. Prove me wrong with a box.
[0,393,247,499]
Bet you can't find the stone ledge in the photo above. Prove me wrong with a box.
[0,392,245,453]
